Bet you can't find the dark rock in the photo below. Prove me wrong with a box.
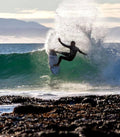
[54,97,84,105]
[14,105,53,114]
[82,97,97,107]
[40,131,79,137]
[12,96,30,103]
[82,126,120,137]
[0,95,120,137]
[0,95,45,105]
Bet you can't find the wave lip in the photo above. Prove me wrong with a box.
[0,43,44,54]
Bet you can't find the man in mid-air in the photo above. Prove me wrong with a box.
[54,38,87,66]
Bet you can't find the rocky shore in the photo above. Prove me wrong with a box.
[0,95,120,137]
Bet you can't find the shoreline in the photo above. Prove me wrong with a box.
[0,95,120,137]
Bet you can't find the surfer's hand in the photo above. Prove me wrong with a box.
[82,52,87,56]
[58,38,61,42]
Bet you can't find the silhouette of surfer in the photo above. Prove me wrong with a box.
[54,38,87,66]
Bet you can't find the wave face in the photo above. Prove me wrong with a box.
[0,44,48,89]
[0,50,48,88]
[0,46,98,89]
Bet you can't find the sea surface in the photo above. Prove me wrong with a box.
[0,43,120,101]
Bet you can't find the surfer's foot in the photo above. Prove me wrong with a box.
[54,64,59,66]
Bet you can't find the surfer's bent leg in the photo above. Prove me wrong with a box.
[56,56,72,66]
[60,52,70,56]
[56,51,69,56]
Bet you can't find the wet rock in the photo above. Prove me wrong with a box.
[82,126,120,137]
[40,131,79,137]
[12,96,30,104]
[82,97,97,107]
[14,105,53,114]
[0,95,120,137]
[54,97,84,105]
[0,95,44,105]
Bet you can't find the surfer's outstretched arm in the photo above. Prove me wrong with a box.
[58,38,70,49]
[78,49,87,55]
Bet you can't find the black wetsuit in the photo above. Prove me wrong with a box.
[56,41,86,65]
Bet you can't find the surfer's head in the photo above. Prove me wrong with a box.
[71,41,75,46]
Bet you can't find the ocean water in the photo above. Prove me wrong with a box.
[0,0,120,100]
[0,43,120,100]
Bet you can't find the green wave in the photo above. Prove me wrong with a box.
[0,50,98,88]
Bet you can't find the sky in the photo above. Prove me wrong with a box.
[0,0,120,27]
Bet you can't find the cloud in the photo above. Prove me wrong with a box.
[20,9,39,14]
[97,0,120,4]
[0,35,45,43]
[0,10,55,20]
[0,2,119,28]
[103,17,120,22]
[100,4,120,18]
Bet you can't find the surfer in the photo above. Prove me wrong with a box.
[54,38,87,66]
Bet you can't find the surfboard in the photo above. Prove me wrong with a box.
[48,50,60,75]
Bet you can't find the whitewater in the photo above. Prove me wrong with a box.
[0,0,120,99]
